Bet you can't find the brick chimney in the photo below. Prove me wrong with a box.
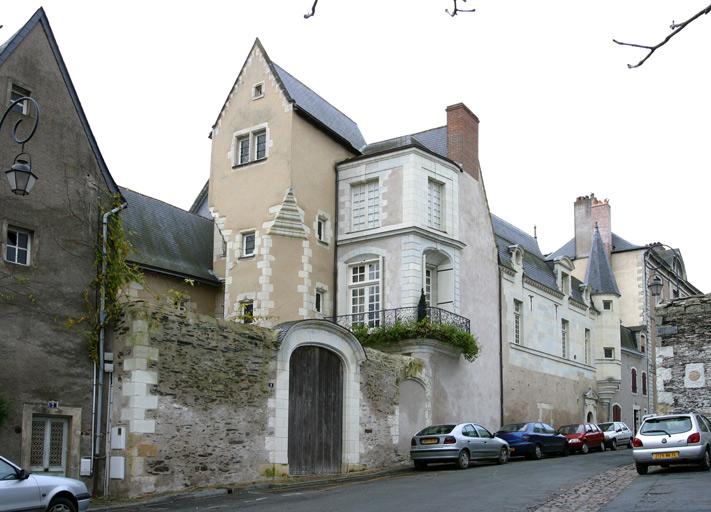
[446,103,480,180]
[574,193,613,257]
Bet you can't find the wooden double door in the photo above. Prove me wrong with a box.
[288,346,343,475]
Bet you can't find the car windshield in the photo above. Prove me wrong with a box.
[499,423,527,432]
[599,423,616,432]
[558,424,583,434]
[417,424,456,436]
[641,417,692,435]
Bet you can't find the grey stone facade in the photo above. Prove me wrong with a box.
[656,294,711,416]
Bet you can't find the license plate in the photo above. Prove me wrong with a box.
[652,452,679,460]
[421,438,439,445]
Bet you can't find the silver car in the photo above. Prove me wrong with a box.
[632,413,711,475]
[598,421,633,450]
[410,423,510,470]
[0,456,91,512]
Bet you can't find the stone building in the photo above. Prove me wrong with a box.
[0,8,121,486]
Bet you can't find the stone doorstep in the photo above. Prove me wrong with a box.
[90,464,413,511]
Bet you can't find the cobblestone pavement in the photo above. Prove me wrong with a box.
[531,464,638,512]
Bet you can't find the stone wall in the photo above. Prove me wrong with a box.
[656,294,711,416]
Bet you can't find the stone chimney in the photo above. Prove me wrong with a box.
[446,103,480,180]
[574,193,613,258]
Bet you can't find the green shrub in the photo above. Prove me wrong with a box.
[352,319,479,362]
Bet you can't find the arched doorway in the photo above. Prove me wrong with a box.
[398,379,427,455]
[612,404,622,422]
[586,411,594,423]
[288,346,343,475]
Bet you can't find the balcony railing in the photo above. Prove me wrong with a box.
[331,306,470,333]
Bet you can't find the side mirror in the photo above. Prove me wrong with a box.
[17,469,30,480]
[616,428,622,433]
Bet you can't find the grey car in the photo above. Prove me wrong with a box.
[598,421,633,450]
[632,413,711,475]
[0,456,91,512]
[410,423,510,470]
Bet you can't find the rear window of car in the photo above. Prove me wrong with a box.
[417,424,456,435]
[599,423,615,432]
[558,424,583,434]
[499,423,527,432]
[641,416,693,435]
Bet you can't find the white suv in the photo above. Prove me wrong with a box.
[0,456,91,512]
[632,413,711,475]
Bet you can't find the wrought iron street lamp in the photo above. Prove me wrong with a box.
[648,274,663,297]
[1,96,40,195]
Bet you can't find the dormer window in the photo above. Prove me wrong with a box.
[252,82,264,99]
[561,272,570,295]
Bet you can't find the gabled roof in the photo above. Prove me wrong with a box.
[546,233,643,261]
[212,38,365,153]
[585,226,620,296]
[120,187,218,285]
[0,8,121,198]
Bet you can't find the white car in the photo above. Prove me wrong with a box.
[0,456,91,512]
[598,421,633,450]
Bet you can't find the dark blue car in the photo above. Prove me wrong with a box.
[494,422,568,459]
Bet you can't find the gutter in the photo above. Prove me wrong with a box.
[498,269,505,426]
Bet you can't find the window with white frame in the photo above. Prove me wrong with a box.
[561,319,569,358]
[351,180,379,231]
[584,328,591,364]
[513,300,523,345]
[427,179,444,230]
[5,227,31,265]
[425,265,437,306]
[349,260,381,327]
[242,231,255,257]
[234,129,268,166]
[252,82,264,99]
[317,216,327,243]
[10,83,31,115]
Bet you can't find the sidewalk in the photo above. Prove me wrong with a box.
[91,464,413,510]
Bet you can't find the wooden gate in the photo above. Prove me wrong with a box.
[288,346,343,475]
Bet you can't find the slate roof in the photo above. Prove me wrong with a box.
[0,8,121,198]
[492,215,560,293]
[546,233,643,261]
[584,227,620,296]
[363,126,448,159]
[120,187,218,284]
[189,180,210,218]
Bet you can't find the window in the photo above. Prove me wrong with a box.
[561,319,569,358]
[584,329,591,364]
[631,368,638,394]
[474,425,493,438]
[427,179,444,230]
[603,300,612,310]
[10,83,31,114]
[317,216,326,243]
[561,272,570,295]
[612,405,622,422]
[238,136,250,165]
[461,424,478,438]
[315,290,323,314]
[640,335,646,353]
[240,300,254,324]
[349,260,381,327]
[513,300,523,345]
[242,231,255,257]
[252,82,264,99]
[5,227,31,265]
[351,180,380,231]
[425,265,437,306]
[603,347,614,359]
[29,416,68,473]
[642,372,647,395]
[254,130,267,160]
[0,458,18,480]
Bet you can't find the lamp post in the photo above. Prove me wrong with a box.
[0,96,40,195]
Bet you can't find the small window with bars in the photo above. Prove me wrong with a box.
[561,319,569,358]
[513,300,523,345]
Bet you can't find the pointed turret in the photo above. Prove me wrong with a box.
[585,225,620,296]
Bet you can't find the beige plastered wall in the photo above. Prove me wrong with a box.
[611,250,645,327]
[126,271,218,316]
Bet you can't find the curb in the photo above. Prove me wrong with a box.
[90,465,413,510]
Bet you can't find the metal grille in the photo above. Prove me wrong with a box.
[332,305,470,333]
[48,421,64,466]
[30,420,45,466]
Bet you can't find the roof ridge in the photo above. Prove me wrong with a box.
[120,186,211,222]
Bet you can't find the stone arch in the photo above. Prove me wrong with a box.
[270,320,366,474]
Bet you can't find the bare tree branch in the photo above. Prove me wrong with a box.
[304,0,318,19]
[614,2,711,68]
[445,0,476,17]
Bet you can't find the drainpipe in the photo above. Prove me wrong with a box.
[498,269,504,427]
[94,203,126,467]
[333,168,339,318]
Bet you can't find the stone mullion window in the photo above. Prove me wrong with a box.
[513,299,522,345]
[351,180,380,231]
[561,319,569,358]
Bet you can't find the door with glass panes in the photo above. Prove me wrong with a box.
[30,416,68,475]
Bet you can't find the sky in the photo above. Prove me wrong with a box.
[3,0,710,292]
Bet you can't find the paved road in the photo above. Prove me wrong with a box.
[603,464,711,512]
[108,449,636,512]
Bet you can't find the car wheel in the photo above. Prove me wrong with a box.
[699,449,711,471]
[581,443,589,454]
[636,463,648,475]
[47,497,77,512]
[414,460,428,471]
[532,444,543,460]
[457,449,470,469]
[497,447,509,465]
[611,439,617,451]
